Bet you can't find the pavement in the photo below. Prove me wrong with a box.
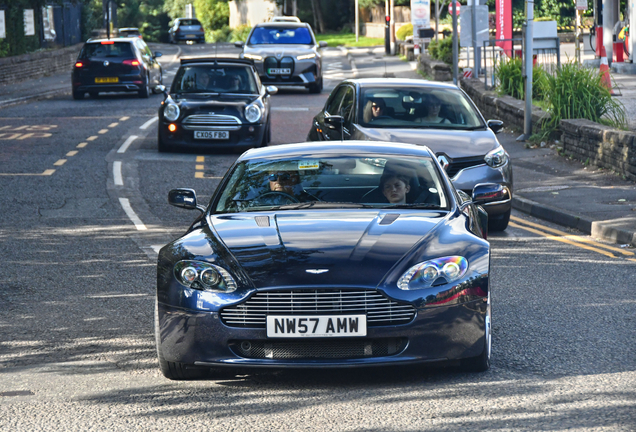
[1,42,635,248]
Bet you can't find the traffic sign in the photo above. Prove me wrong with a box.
[448,1,460,15]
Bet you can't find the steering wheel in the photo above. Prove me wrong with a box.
[252,191,300,206]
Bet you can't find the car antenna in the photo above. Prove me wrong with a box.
[214,42,218,66]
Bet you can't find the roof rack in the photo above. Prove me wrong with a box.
[179,57,253,65]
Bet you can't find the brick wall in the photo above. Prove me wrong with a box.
[0,44,82,86]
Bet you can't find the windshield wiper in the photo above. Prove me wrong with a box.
[279,202,379,210]
[463,125,487,130]
[381,203,443,210]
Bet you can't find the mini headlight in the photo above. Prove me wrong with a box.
[245,104,262,123]
[164,103,180,122]
[174,260,237,293]
[397,256,469,290]
[297,53,316,60]
[484,146,509,168]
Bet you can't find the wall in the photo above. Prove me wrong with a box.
[0,43,82,86]
[229,0,281,28]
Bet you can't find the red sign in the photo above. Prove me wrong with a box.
[448,1,460,15]
[496,0,512,55]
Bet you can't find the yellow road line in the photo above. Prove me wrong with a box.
[53,159,66,166]
[108,122,119,128]
[66,151,78,157]
[509,221,616,258]
[196,156,205,162]
[77,142,87,148]
[98,129,109,134]
[0,169,55,176]
[510,216,634,256]
[196,164,204,170]
[195,172,204,179]
[86,136,98,141]
[120,116,130,121]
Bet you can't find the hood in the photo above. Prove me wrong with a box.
[211,210,447,288]
[245,44,315,57]
[355,127,499,159]
[172,93,258,106]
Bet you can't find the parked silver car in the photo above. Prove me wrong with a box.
[235,22,327,93]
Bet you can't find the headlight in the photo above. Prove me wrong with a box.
[296,53,316,60]
[164,103,180,122]
[484,146,509,168]
[244,53,263,61]
[397,256,469,290]
[245,104,262,123]
[174,260,237,293]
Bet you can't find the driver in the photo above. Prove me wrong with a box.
[196,72,210,90]
[268,170,303,196]
[363,99,389,123]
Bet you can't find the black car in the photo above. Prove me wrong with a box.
[157,58,277,152]
[307,78,513,231]
[155,141,500,380]
[72,37,163,99]
[169,18,205,44]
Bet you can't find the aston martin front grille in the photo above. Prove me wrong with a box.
[231,338,408,359]
[220,289,416,328]
[182,114,242,131]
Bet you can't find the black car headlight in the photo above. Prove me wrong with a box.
[397,256,469,290]
[245,103,262,123]
[484,147,509,168]
[164,103,180,122]
[174,260,237,293]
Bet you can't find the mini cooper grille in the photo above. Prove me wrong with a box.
[220,290,416,328]
[231,338,408,359]
[445,156,487,178]
[183,114,241,125]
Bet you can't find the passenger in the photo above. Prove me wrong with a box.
[195,72,210,90]
[228,74,242,92]
[417,94,450,124]
[380,172,411,204]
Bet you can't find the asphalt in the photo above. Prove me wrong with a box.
[1,42,635,248]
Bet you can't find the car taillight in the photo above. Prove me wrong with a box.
[123,59,140,67]
[75,61,84,68]
[198,26,204,32]
[176,28,181,33]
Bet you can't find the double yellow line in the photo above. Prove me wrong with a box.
[509,216,636,262]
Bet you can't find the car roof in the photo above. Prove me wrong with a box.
[270,16,302,22]
[239,141,435,161]
[175,17,200,22]
[85,37,139,44]
[179,57,254,66]
[118,27,139,31]
[342,78,459,90]
[254,22,310,29]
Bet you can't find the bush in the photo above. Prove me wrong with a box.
[495,56,548,101]
[427,36,454,65]
[229,25,252,43]
[396,23,413,41]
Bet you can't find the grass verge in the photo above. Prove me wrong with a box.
[316,32,384,47]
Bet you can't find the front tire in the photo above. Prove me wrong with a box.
[488,208,511,232]
[72,90,84,100]
[157,130,172,153]
[461,292,491,372]
[138,78,150,98]
[308,78,322,94]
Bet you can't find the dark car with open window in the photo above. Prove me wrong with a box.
[307,78,512,231]
[157,58,277,152]
[72,37,163,99]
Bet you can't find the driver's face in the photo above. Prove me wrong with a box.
[269,171,300,193]
[197,73,209,87]
[371,102,384,117]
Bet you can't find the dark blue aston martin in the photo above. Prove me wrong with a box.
[155,141,503,379]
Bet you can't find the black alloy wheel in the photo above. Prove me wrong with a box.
[139,76,150,98]
[488,209,511,232]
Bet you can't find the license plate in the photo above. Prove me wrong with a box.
[186,34,196,38]
[194,130,229,140]
[95,77,118,83]
[266,315,367,338]
[268,68,291,75]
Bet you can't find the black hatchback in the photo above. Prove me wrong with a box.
[72,37,163,99]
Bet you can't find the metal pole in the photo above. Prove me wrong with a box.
[435,0,439,42]
[390,0,395,55]
[575,9,580,63]
[452,0,458,84]
[355,0,359,42]
[471,0,477,72]
[523,0,534,139]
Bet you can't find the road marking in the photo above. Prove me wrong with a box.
[0,169,55,176]
[53,159,66,166]
[195,172,222,179]
[120,116,130,121]
[66,151,78,157]
[196,164,204,170]
[151,245,164,254]
[117,135,138,154]
[118,198,147,231]
[196,156,205,162]
[42,169,55,175]
[98,129,109,134]
[0,132,52,140]
[113,161,123,186]
[77,142,87,148]
[140,117,158,130]
[509,221,616,258]
[510,216,634,256]
[272,107,310,111]
[108,122,119,128]
[87,136,98,141]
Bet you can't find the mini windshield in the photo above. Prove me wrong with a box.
[172,65,258,94]
[214,155,448,213]
[359,87,485,130]
[248,27,313,45]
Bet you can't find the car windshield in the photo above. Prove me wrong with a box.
[359,87,485,130]
[80,42,134,59]
[248,26,313,45]
[214,155,449,213]
[172,65,258,94]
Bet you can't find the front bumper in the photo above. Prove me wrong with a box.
[156,297,488,368]
[159,120,265,150]
[252,59,320,87]
[451,162,513,217]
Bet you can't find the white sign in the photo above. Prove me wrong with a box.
[0,11,5,39]
[576,0,587,11]
[24,9,35,36]
[411,0,431,28]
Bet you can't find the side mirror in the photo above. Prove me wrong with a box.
[154,51,163,58]
[155,85,167,98]
[234,41,245,48]
[319,41,328,48]
[266,85,278,95]
[324,115,344,129]
[168,188,205,212]
[472,183,508,205]
[487,119,504,134]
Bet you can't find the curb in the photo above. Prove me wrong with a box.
[512,195,636,247]
[0,87,70,110]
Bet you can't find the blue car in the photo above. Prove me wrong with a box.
[155,141,501,379]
